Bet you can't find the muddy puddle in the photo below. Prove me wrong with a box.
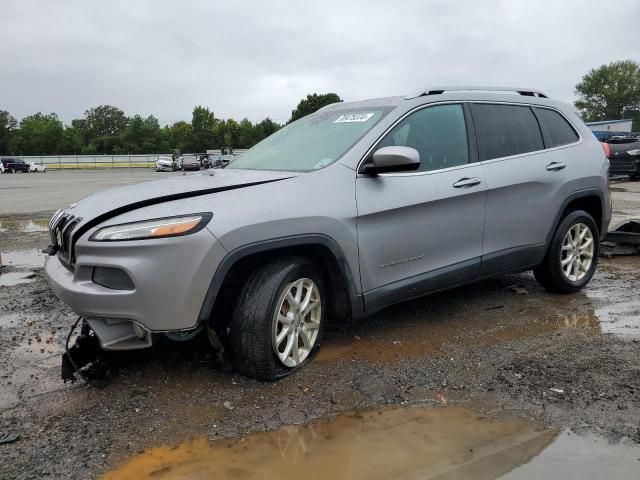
[1,248,46,268]
[0,218,49,233]
[0,249,46,286]
[0,270,37,287]
[103,405,640,480]
[103,406,555,480]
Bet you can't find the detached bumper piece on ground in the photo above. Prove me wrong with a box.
[61,317,114,387]
[601,219,640,256]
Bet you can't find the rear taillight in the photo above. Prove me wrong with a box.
[600,142,611,159]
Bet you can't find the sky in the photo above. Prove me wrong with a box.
[2,0,639,126]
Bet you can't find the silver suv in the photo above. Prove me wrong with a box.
[45,87,611,380]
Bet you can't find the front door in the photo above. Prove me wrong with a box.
[356,103,487,311]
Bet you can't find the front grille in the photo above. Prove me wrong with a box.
[49,213,82,270]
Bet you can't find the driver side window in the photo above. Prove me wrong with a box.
[379,104,469,172]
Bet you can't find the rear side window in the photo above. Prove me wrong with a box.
[470,104,544,161]
[378,104,469,172]
[534,108,579,147]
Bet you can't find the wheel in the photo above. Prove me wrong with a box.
[534,210,599,293]
[9,168,14,173]
[230,257,326,380]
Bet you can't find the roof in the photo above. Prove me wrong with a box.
[585,119,631,126]
[406,86,548,99]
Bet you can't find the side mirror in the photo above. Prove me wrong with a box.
[360,146,420,175]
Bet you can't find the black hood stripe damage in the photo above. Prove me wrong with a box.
[71,177,293,246]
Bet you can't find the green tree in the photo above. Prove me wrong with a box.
[83,105,128,138]
[164,121,194,152]
[221,118,240,147]
[11,113,64,155]
[575,60,640,130]
[289,93,342,123]
[257,118,280,138]
[237,118,257,148]
[191,106,217,151]
[0,110,18,154]
[120,115,165,153]
[59,126,84,154]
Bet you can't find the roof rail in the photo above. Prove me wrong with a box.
[405,86,548,100]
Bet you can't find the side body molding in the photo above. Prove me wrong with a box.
[198,234,365,323]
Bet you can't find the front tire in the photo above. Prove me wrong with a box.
[230,257,326,380]
[534,210,599,293]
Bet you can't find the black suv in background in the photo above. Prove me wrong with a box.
[605,136,640,179]
[1,157,30,173]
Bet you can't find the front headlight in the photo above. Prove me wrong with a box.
[90,213,212,241]
[626,149,640,156]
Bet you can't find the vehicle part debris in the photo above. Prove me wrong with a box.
[601,219,640,256]
[0,432,19,445]
[61,316,114,387]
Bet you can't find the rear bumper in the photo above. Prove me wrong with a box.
[609,156,640,177]
[45,228,228,349]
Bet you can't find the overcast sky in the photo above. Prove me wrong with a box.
[2,0,639,125]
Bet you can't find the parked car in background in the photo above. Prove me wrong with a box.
[605,136,640,179]
[45,87,611,381]
[1,157,30,173]
[29,162,47,173]
[155,156,177,172]
[180,155,201,171]
[0,161,4,173]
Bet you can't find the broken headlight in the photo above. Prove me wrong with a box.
[90,213,212,241]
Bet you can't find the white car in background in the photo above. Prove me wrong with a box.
[155,156,177,172]
[29,162,47,173]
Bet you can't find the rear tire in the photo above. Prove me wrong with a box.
[229,257,326,380]
[534,210,599,293]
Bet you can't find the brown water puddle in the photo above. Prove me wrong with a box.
[0,219,49,233]
[103,406,557,480]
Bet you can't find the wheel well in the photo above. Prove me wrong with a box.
[562,195,603,234]
[208,245,352,333]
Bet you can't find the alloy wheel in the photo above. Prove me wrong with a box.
[272,278,321,367]
[561,223,594,281]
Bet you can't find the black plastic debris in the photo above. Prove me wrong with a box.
[0,432,19,445]
[601,220,640,256]
[62,317,114,388]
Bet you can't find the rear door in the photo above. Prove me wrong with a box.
[471,103,579,275]
[356,103,487,311]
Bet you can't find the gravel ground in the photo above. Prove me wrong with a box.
[0,176,639,479]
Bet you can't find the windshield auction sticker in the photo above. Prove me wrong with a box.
[333,113,375,123]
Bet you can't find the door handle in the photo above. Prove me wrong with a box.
[546,162,566,171]
[453,177,482,188]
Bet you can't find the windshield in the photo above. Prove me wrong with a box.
[227,107,390,171]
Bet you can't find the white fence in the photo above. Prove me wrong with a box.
[22,154,167,170]
[22,151,248,170]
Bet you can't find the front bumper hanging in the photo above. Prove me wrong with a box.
[61,317,114,387]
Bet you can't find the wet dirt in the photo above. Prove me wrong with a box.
[0,219,49,234]
[0,185,639,479]
[0,271,37,287]
[103,406,557,480]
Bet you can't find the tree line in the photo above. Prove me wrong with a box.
[2,59,638,158]
[0,93,343,156]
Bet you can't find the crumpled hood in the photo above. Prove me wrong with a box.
[57,169,296,239]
